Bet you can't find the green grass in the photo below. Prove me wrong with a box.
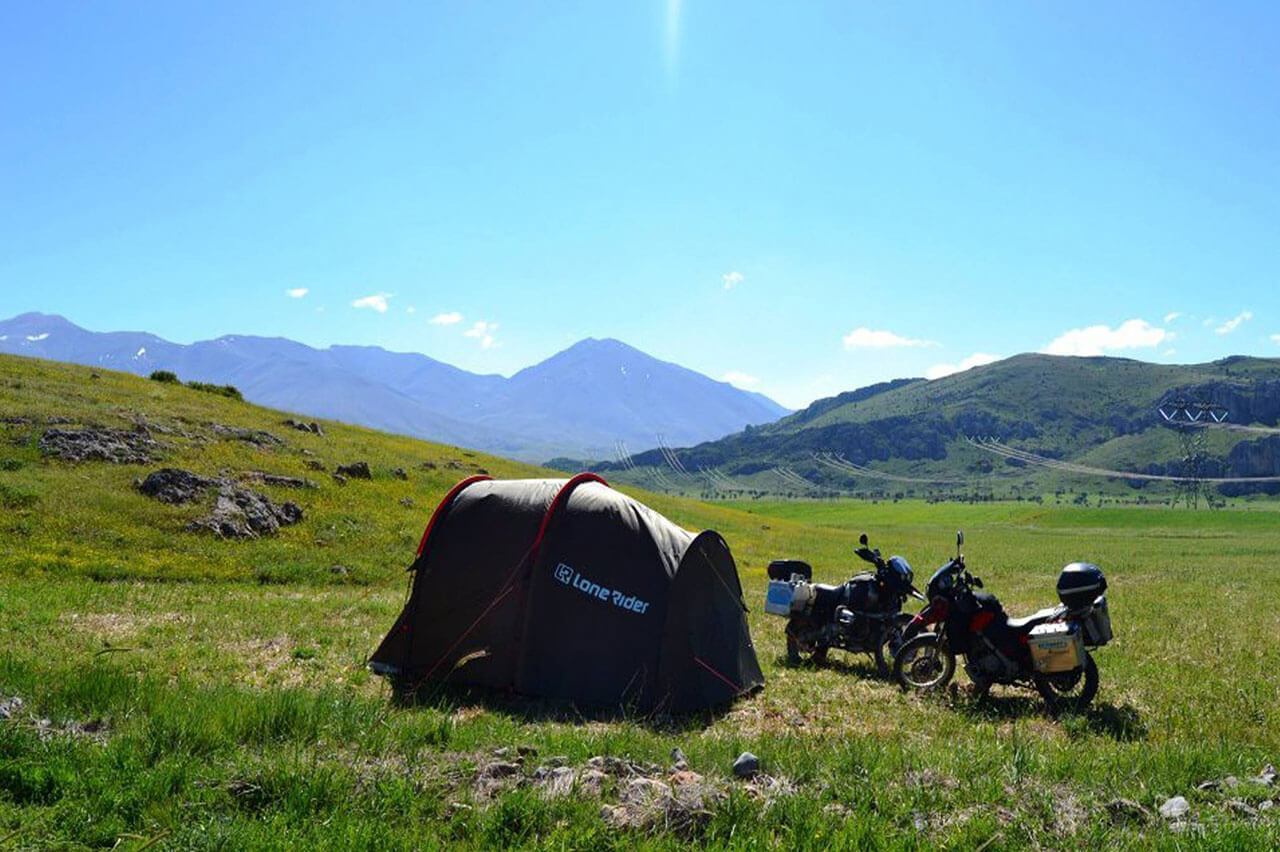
[3,354,1280,848]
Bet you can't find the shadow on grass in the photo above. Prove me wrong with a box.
[390,678,741,734]
[944,688,1148,740]
[775,651,890,681]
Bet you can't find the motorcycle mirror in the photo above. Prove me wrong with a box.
[859,533,869,546]
[956,530,964,548]
[973,576,983,589]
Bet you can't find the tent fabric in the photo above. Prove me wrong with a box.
[370,475,764,713]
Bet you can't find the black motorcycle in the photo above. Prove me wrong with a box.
[765,533,924,674]
[892,531,1113,713]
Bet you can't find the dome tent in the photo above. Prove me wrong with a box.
[370,474,764,713]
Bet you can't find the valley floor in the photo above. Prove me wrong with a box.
[3,358,1280,848]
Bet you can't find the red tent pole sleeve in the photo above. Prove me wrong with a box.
[415,474,492,558]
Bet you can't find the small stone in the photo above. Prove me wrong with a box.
[330,565,350,577]
[0,695,24,720]
[332,473,347,486]
[1258,800,1274,812]
[479,761,521,779]
[912,812,928,831]
[1159,796,1191,820]
[392,467,408,480]
[732,752,760,779]
[1256,765,1277,786]
[671,747,688,770]
[621,777,671,806]
[399,497,415,508]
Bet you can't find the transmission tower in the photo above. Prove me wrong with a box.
[1157,398,1228,509]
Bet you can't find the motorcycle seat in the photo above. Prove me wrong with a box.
[1006,606,1061,631]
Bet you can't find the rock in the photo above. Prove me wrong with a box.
[1259,800,1275,812]
[392,467,408,480]
[137,468,219,504]
[669,769,702,787]
[1105,798,1151,824]
[420,461,437,470]
[0,695,23,720]
[187,484,303,539]
[329,565,350,577]
[1226,799,1259,818]
[586,756,631,776]
[536,766,577,798]
[1159,796,1191,820]
[305,459,326,471]
[578,768,609,797]
[621,777,672,807]
[210,423,283,448]
[283,419,324,436]
[732,752,760,779]
[240,471,315,489]
[479,761,521,779]
[912,812,928,831]
[332,473,347,486]
[671,747,688,770]
[517,745,538,759]
[0,416,33,426]
[1256,765,1278,786]
[446,460,465,470]
[40,428,157,464]
[399,497,415,508]
[335,461,372,480]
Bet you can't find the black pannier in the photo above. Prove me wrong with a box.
[768,559,813,581]
[1057,562,1107,610]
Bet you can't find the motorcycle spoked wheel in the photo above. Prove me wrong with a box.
[873,614,914,677]
[1034,652,1099,714]
[893,633,956,692]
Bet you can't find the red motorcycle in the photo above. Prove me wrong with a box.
[892,532,1113,713]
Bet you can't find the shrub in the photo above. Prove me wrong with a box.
[185,381,243,401]
[149,370,180,384]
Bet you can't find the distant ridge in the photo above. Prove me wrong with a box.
[0,313,790,462]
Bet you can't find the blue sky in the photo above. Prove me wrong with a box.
[2,2,1278,408]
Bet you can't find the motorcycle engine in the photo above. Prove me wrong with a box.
[965,648,1016,682]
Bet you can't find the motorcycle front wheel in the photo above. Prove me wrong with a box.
[1034,652,1099,714]
[893,633,955,692]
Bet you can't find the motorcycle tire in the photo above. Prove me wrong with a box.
[1034,652,1099,715]
[893,633,955,693]
[873,613,914,677]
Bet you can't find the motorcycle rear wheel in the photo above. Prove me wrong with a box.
[893,633,955,692]
[873,614,914,677]
[1034,652,1099,714]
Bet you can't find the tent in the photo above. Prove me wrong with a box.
[369,474,764,713]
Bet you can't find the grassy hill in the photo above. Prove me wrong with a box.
[598,353,1280,501]
[3,353,1280,847]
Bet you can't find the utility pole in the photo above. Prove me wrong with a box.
[1157,398,1228,509]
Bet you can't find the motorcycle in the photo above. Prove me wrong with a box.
[765,533,925,675]
[893,531,1113,713]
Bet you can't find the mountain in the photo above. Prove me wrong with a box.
[0,313,789,462]
[596,353,1280,498]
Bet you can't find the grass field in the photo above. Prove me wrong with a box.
[3,355,1280,849]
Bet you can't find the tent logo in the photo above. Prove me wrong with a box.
[554,562,650,615]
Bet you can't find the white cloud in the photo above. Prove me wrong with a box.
[1163,311,1182,323]
[406,306,416,315]
[1042,319,1168,356]
[925,353,1002,381]
[842,327,938,350]
[722,271,744,290]
[1270,333,1280,345]
[286,287,309,299]
[722,370,760,388]
[464,320,498,349]
[1215,310,1253,335]
[351,292,392,313]
[429,311,463,326]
